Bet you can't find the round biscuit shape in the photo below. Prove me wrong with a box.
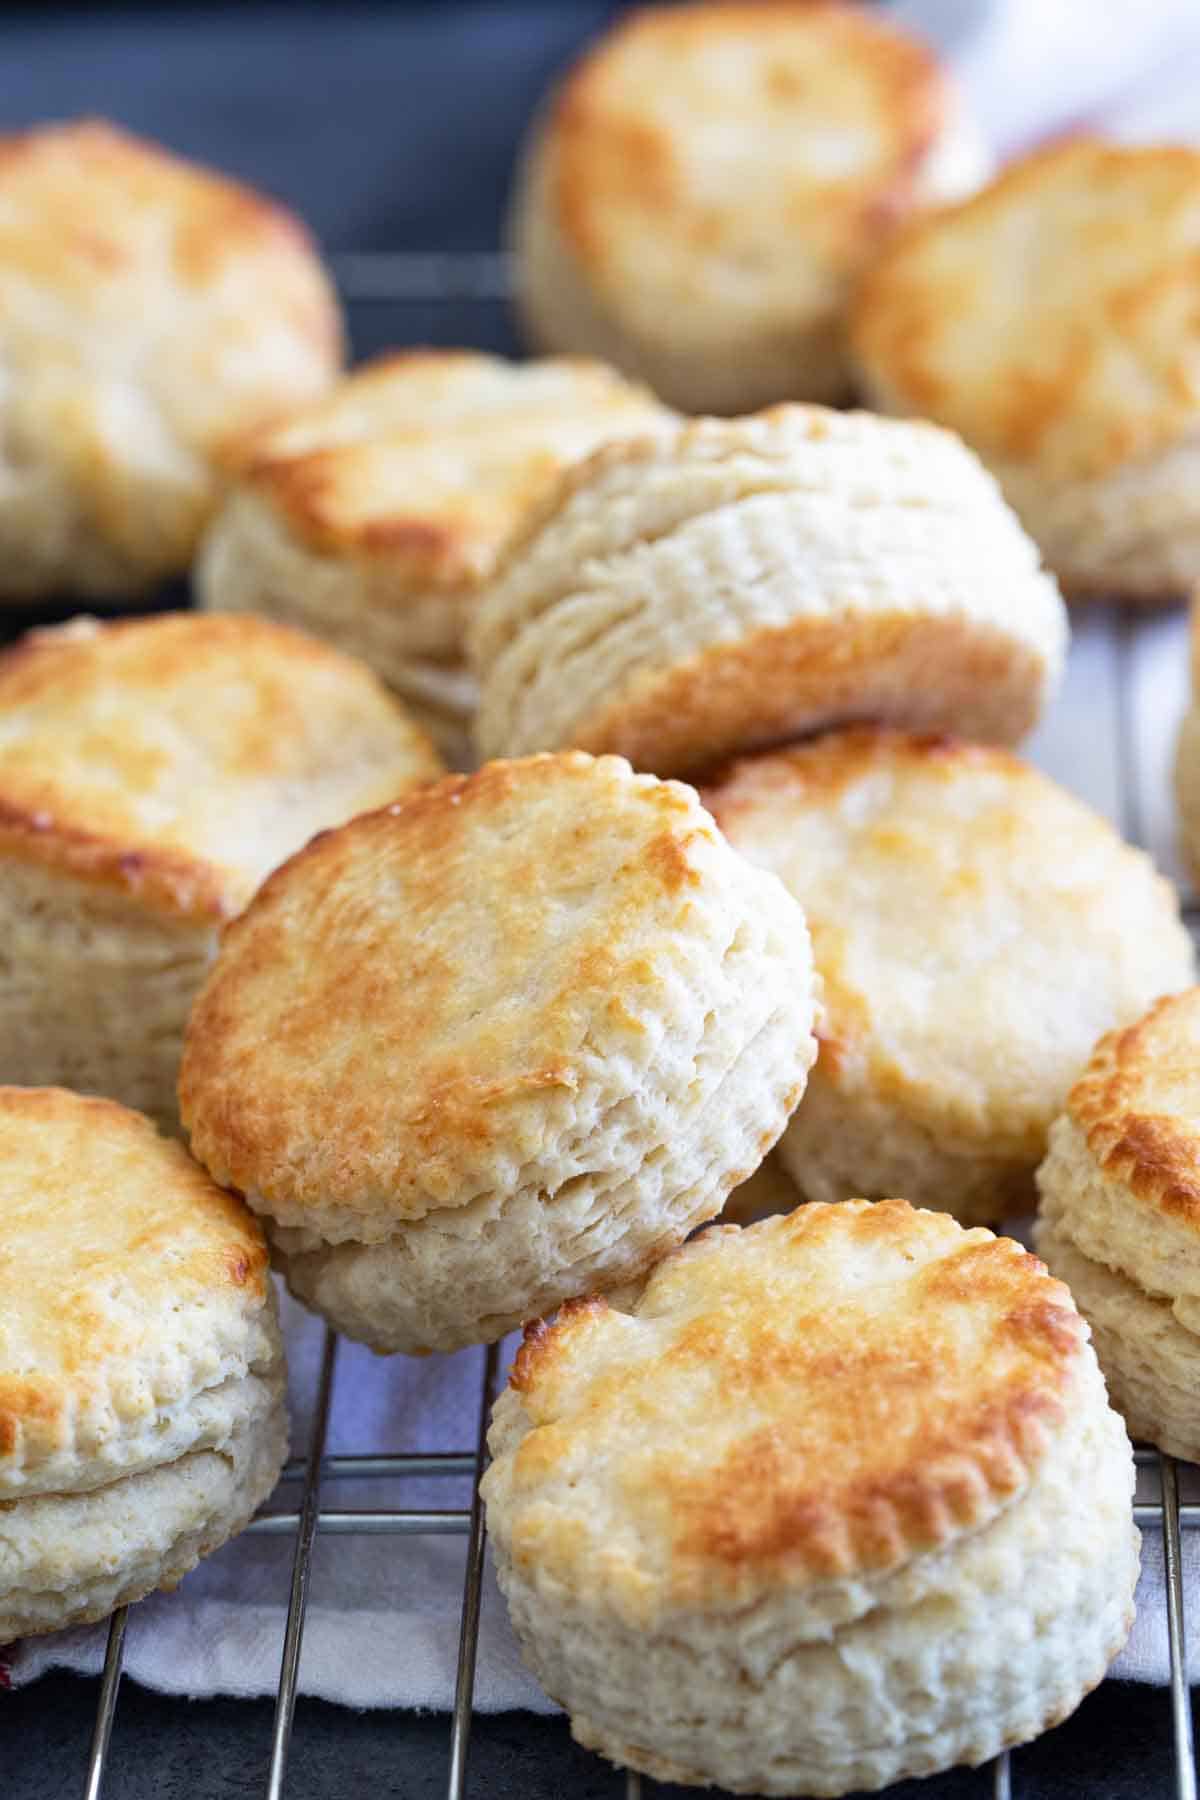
[179,752,819,1354]
[852,139,1200,602]
[1035,990,1200,1457]
[469,407,1067,777]
[195,349,673,752]
[0,1087,284,1502]
[703,729,1195,1223]
[0,119,341,600]
[482,1200,1138,1794]
[510,1,987,412]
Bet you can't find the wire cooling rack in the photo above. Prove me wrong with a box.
[8,260,1200,1800]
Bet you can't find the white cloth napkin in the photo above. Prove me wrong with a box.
[8,0,1200,1710]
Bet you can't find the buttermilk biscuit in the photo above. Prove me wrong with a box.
[470,406,1067,776]
[196,350,672,755]
[179,753,818,1355]
[704,730,1195,1224]
[509,1,986,413]
[0,1087,286,1641]
[483,1200,1138,1795]
[0,612,442,1129]
[1036,990,1200,1460]
[0,119,340,601]
[852,139,1200,602]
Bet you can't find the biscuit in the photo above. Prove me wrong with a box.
[704,729,1195,1223]
[0,612,443,1128]
[853,138,1200,603]
[0,1086,286,1640]
[1035,990,1200,1460]
[195,350,673,754]
[470,406,1067,777]
[482,1200,1138,1794]
[0,119,341,600]
[179,752,819,1354]
[509,1,986,413]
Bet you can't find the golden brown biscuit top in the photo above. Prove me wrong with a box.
[234,349,672,580]
[485,1200,1084,1621]
[543,2,952,320]
[179,752,768,1231]
[0,1086,271,1487]
[1067,990,1200,1227]
[0,613,443,921]
[0,118,340,458]
[704,729,1193,1155]
[853,138,1200,484]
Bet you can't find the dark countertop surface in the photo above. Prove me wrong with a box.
[0,5,1190,1795]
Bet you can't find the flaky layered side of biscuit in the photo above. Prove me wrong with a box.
[0,1088,288,1641]
[483,1201,1137,1794]
[1036,991,1200,1459]
[470,406,1067,777]
[180,753,819,1354]
[196,349,673,758]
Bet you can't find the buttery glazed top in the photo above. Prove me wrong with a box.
[704,729,1194,1158]
[483,1200,1087,1623]
[1067,989,1200,1228]
[179,751,810,1234]
[539,2,961,337]
[853,139,1200,484]
[0,613,442,921]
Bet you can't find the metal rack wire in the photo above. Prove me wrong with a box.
[13,259,1200,1800]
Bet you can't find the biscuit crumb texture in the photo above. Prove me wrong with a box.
[483,1201,1137,1794]
[0,119,341,599]
[470,407,1067,777]
[181,753,819,1353]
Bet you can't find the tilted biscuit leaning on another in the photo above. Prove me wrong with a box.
[0,611,443,1130]
[470,405,1068,777]
[179,752,819,1355]
[196,349,674,758]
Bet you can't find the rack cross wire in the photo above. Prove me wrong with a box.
[7,257,1199,1800]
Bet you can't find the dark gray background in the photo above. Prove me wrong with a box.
[0,5,1189,1795]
